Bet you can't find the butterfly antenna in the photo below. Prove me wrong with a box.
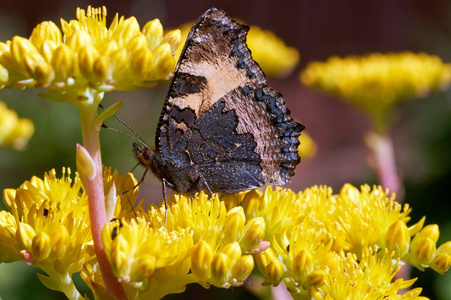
[101,123,148,147]
[99,104,149,147]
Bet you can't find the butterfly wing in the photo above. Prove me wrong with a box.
[155,8,304,194]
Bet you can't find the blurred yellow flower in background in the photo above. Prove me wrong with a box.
[0,100,34,150]
[300,52,451,130]
[247,26,299,78]
[298,131,316,159]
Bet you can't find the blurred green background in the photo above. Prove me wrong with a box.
[1,0,451,299]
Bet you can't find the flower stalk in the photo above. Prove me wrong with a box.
[365,131,402,198]
[76,88,126,299]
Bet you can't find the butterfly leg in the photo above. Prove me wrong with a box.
[162,178,175,227]
[133,168,149,190]
[199,173,213,197]
[119,168,150,217]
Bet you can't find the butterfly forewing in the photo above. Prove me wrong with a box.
[150,8,304,194]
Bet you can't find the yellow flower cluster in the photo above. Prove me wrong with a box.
[174,21,299,78]
[0,6,181,97]
[2,169,450,299]
[300,52,451,124]
[312,249,426,299]
[0,168,90,298]
[0,100,34,150]
[98,179,449,298]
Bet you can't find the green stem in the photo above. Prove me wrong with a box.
[76,88,127,300]
[40,267,84,300]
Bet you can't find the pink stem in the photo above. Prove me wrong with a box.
[366,131,403,199]
[78,100,127,300]
[366,131,410,286]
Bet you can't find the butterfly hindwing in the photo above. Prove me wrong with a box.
[152,8,304,194]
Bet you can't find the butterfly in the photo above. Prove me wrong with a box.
[133,8,304,211]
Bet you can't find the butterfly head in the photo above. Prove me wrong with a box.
[132,142,154,168]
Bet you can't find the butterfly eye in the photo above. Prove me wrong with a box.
[142,151,151,160]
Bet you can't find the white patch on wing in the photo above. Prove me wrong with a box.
[169,59,250,116]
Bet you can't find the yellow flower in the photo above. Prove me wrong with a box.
[174,21,299,78]
[298,131,316,159]
[330,184,415,258]
[246,26,299,78]
[272,224,332,290]
[2,168,450,298]
[0,6,181,97]
[300,52,451,129]
[311,249,422,299]
[101,218,193,285]
[0,100,34,150]
[0,168,91,298]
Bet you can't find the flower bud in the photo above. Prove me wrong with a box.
[191,240,213,281]
[293,249,314,279]
[99,40,119,57]
[126,35,147,53]
[110,48,128,79]
[66,31,92,53]
[264,259,284,284]
[130,255,156,282]
[242,217,265,252]
[76,144,96,180]
[3,188,16,209]
[130,47,153,81]
[154,52,175,80]
[48,225,69,260]
[39,40,57,63]
[17,223,36,250]
[431,252,451,274]
[33,62,54,84]
[143,19,163,49]
[153,43,172,62]
[255,248,283,284]
[51,44,74,81]
[31,231,51,261]
[231,255,254,283]
[412,237,436,265]
[241,189,261,218]
[223,207,245,243]
[121,17,141,44]
[0,42,9,55]
[0,63,8,85]
[220,242,242,265]
[339,183,360,202]
[163,29,181,54]
[78,44,99,80]
[305,269,326,288]
[437,241,451,255]
[386,220,410,257]
[111,235,131,279]
[211,253,230,284]
[30,21,62,50]
[418,224,439,243]
[93,56,110,81]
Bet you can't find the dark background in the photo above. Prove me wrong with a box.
[0,0,450,299]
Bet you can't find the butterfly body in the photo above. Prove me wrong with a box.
[134,8,304,195]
